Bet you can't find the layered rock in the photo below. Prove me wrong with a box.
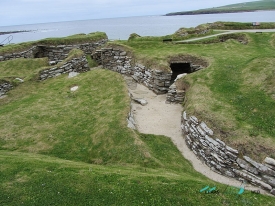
[166,83,185,104]
[39,56,89,80]
[92,48,172,94]
[0,39,107,63]
[0,81,13,97]
[182,111,275,195]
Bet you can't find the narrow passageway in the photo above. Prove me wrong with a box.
[125,77,268,195]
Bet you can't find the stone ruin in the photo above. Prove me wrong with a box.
[182,111,275,196]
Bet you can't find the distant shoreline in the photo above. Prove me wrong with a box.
[0,30,32,36]
[166,9,275,16]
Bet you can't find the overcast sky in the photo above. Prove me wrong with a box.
[1,0,258,26]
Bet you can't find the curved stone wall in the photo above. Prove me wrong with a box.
[0,39,108,63]
[93,48,172,94]
[39,55,89,80]
[0,39,107,95]
[181,111,275,196]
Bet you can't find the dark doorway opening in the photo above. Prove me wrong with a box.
[34,46,46,58]
[170,63,191,83]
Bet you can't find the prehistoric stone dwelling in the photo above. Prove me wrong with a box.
[92,48,208,103]
[1,35,275,196]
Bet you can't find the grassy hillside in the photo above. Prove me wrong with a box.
[1,31,275,204]
[2,148,274,205]
[166,0,275,15]
[120,31,275,162]
[2,66,274,205]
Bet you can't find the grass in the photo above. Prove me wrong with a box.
[119,31,275,161]
[167,0,275,15]
[0,32,107,55]
[0,58,48,82]
[2,149,274,206]
[86,54,98,68]
[1,29,275,204]
[209,21,275,30]
[1,60,274,205]
[0,48,84,85]
[128,26,215,42]
[179,33,249,44]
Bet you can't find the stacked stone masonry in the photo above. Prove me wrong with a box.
[166,83,185,104]
[92,48,172,94]
[0,39,107,95]
[0,39,108,63]
[0,46,36,61]
[0,81,13,97]
[182,111,275,196]
[39,56,89,80]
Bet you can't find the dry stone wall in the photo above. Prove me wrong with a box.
[35,40,107,64]
[0,39,107,95]
[0,81,13,97]
[0,39,107,63]
[182,111,275,195]
[0,46,36,61]
[93,48,172,94]
[39,55,89,80]
[166,83,185,104]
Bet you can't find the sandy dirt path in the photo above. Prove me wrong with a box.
[126,78,269,195]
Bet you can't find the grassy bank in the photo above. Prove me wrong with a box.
[2,148,274,205]
[1,29,275,204]
[1,56,274,204]
[120,31,275,161]
[166,0,275,15]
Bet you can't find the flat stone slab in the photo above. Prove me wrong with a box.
[0,95,7,99]
[68,72,80,78]
[15,78,24,83]
[264,157,275,167]
[133,98,148,106]
[70,86,79,92]
[124,76,137,90]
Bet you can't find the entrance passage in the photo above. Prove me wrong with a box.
[34,46,46,58]
[170,63,192,83]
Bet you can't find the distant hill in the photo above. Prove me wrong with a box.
[166,0,275,16]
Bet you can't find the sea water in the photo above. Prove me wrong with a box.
[0,11,275,44]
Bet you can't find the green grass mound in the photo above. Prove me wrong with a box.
[1,56,274,204]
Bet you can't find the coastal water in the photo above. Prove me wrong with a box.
[1,11,275,44]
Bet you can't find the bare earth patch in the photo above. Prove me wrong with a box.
[127,80,269,195]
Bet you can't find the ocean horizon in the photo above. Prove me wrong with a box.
[1,10,275,44]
